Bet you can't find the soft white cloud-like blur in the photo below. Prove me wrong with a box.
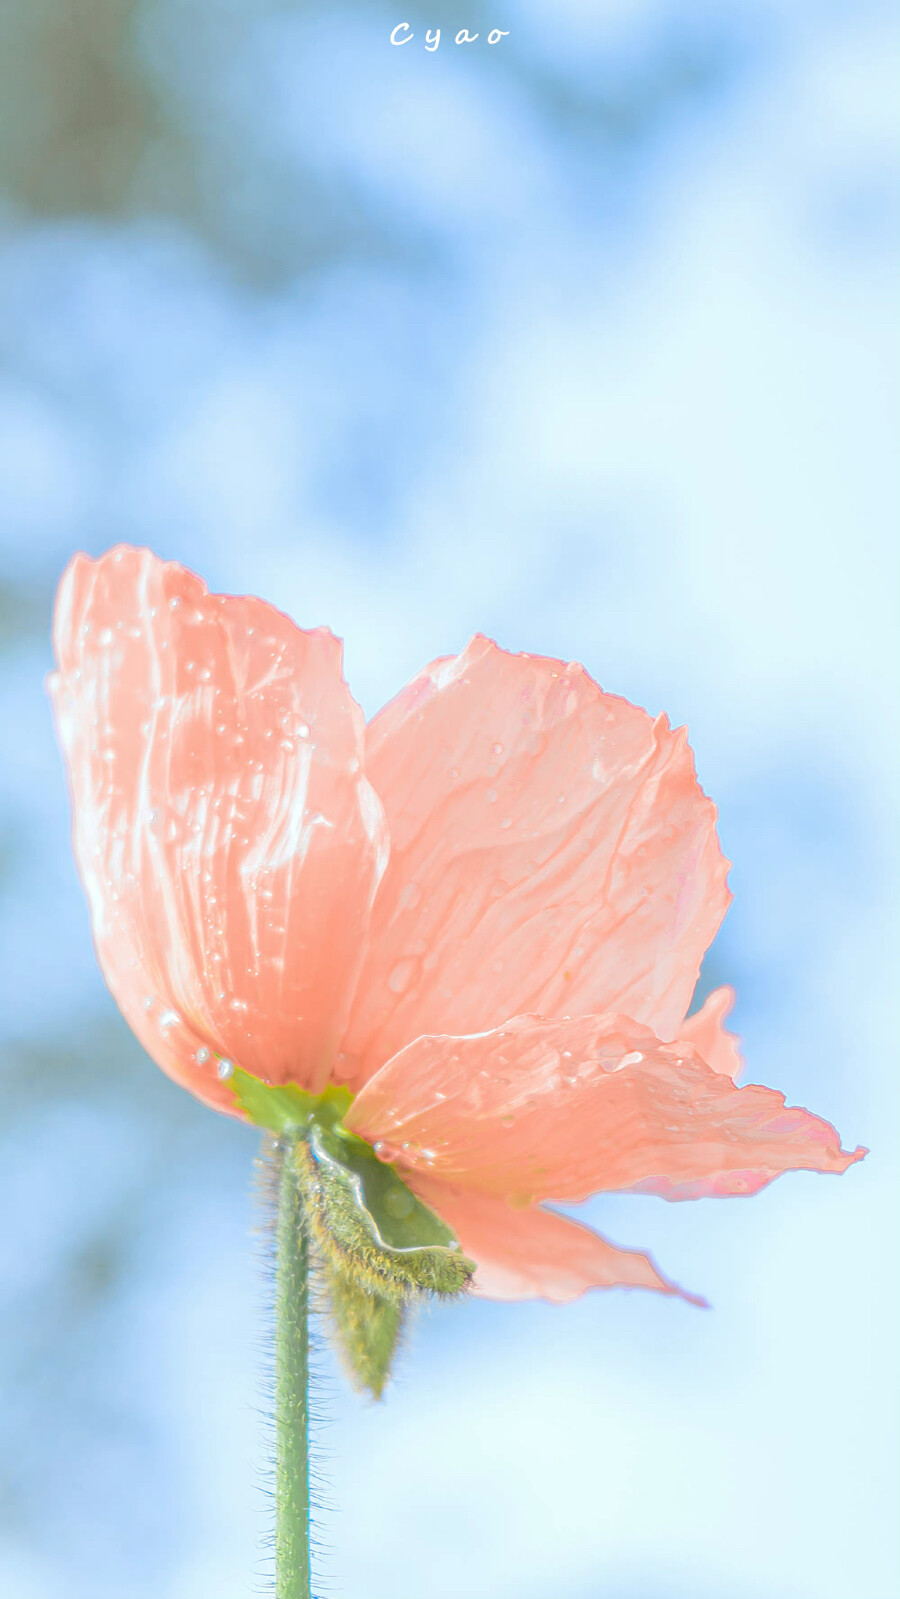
[0,1,897,1596]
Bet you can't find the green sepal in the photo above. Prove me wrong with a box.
[297,1125,476,1400]
[322,1264,406,1400]
[230,1065,351,1136]
[236,1064,475,1397]
[305,1122,475,1295]
[291,1126,474,1396]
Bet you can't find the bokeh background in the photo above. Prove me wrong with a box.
[1,2,898,1596]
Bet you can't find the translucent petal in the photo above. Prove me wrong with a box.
[407,1177,700,1304]
[340,636,729,1088]
[49,545,386,1110]
[677,985,742,1081]
[347,1013,865,1203]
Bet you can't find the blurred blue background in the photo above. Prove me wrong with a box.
[1,2,898,1595]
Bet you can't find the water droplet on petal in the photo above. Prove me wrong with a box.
[491,742,503,756]
[387,958,418,995]
[620,1051,644,1068]
[196,1047,210,1064]
[217,1059,234,1080]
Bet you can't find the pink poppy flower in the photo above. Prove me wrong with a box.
[49,546,864,1306]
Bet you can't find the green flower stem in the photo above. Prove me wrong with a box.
[274,1139,311,1599]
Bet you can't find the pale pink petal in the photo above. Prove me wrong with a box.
[407,1176,699,1304]
[676,985,743,1081]
[49,545,386,1111]
[340,636,730,1088]
[346,1013,866,1203]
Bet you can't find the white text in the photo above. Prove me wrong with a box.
[390,24,510,48]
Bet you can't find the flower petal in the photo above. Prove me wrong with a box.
[676,985,742,1081]
[49,545,387,1110]
[340,636,730,1088]
[346,1013,865,1203]
[406,1176,699,1304]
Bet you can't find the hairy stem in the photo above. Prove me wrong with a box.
[274,1140,311,1599]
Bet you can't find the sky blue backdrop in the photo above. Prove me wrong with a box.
[0,2,897,1596]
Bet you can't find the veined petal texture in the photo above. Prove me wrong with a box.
[340,637,730,1087]
[347,1014,865,1203]
[49,546,386,1108]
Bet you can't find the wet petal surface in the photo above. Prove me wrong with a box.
[49,545,386,1109]
[347,1013,865,1202]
